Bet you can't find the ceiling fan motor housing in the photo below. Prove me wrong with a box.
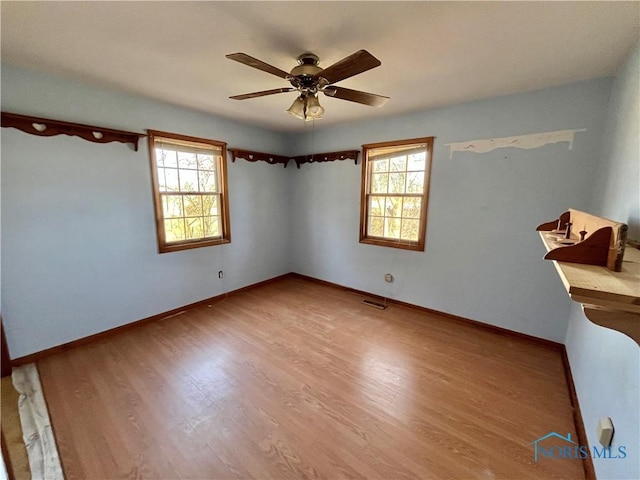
[289,53,323,90]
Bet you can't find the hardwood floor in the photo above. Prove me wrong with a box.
[37,277,585,479]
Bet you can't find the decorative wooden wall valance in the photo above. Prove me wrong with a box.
[445,129,587,159]
[1,112,144,151]
[230,148,360,169]
[2,112,359,165]
[229,149,290,167]
[291,150,359,168]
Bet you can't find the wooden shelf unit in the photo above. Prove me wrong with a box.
[537,209,628,271]
[539,231,640,345]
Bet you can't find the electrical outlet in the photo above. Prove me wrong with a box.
[384,273,394,283]
[597,417,614,447]
[218,270,224,279]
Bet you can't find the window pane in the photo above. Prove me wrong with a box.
[178,151,197,169]
[407,153,426,171]
[164,219,185,242]
[384,197,403,218]
[204,216,221,237]
[185,217,204,239]
[371,173,389,193]
[369,196,384,216]
[372,158,389,173]
[155,148,164,167]
[384,218,401,239]
[162,195,183,218]
[157,167,167,191]
[197,154,215,170]
[157,148,177,168]
[183,195,203,217]
[164,168,179,192]
[368,216,384,237]
[388,173,406,194]
[406,171,425,193]
[402,197,422,219]
[179,169,198,192]
[401,219,420,241]
[203,195,219,216]
[198,170,217,192]
[390,156,407,172]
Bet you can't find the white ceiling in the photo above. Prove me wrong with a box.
[1,1,639,133]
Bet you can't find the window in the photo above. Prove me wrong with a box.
[148,130,231,253]
[359,137,434,251]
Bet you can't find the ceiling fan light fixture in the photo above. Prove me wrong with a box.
[287,94,324,121]
[305,94,325,119]
[286,96,306,120]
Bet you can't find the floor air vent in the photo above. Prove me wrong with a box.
[362,299,388,310]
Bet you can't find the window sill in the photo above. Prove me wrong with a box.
[159,237,231,253]
[360,237,424,252]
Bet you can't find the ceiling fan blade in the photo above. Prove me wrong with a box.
[317,50,382,84]
[226,53,290,79]
[230,87,295,100]
[326,86,389,107]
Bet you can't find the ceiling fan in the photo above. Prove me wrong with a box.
[226,50,389,121]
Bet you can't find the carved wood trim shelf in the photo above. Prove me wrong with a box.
[537,209,628,271]
[1,112,144,151]
[537,210,639,345]
[229,149,291,167]
[291,150,359,169]
[229,148,360,169]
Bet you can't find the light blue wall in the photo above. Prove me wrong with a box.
[289,78,612,342]
[591,41,640,240]
[1,65,292,358]
[566,42,640,480]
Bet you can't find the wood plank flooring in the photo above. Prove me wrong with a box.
[37,277,585,479]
